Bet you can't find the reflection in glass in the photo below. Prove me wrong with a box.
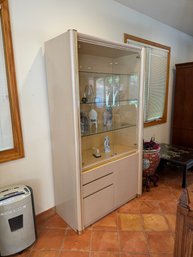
[0,15,13,151]
[95,75,120,107]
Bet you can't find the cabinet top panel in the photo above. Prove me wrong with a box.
[175,62,193,68]
[78,41,139,59]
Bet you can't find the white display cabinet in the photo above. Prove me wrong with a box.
[45,30,145,232]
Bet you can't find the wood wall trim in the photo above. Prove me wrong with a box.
[124,33,171,51]
[35,207,56,225]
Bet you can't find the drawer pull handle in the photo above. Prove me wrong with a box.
[83,172,113,186]
[83,184,113,199]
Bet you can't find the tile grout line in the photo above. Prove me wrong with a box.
[89,224,94,257]
[116,210,122,257]
[57,226,68,257]
[140,212,151,257]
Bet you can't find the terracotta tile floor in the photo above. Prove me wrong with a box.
[13,166,193,257]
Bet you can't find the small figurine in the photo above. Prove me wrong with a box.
[93,148,101,158]
[89,108,98,131]
[81,92,87,103]
[104,136,110,153]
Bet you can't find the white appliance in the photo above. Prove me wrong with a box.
[0,185,36,256]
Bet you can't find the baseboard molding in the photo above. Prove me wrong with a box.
[36,207,56,224]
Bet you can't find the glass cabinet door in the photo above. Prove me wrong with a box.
[78,41,141,171]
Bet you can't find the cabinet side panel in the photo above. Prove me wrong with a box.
[45,31,82,231]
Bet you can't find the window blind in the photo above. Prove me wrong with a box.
[144,48,167,122]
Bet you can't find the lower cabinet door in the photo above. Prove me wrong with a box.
[114,154,138,207]
[83,184,114,227]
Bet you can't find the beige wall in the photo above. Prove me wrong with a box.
[0,0,193,214]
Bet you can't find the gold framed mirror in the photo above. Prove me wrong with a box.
[0,0,24,163]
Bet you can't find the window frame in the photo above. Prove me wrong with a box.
[0,0,24,163]
[124,33,170,127]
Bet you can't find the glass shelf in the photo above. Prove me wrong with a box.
[79,70,131,76]
[80,99,138,106]
[81,122,136,137]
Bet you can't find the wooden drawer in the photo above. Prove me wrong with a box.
[82,172,113,198]
[83,184,114,227]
